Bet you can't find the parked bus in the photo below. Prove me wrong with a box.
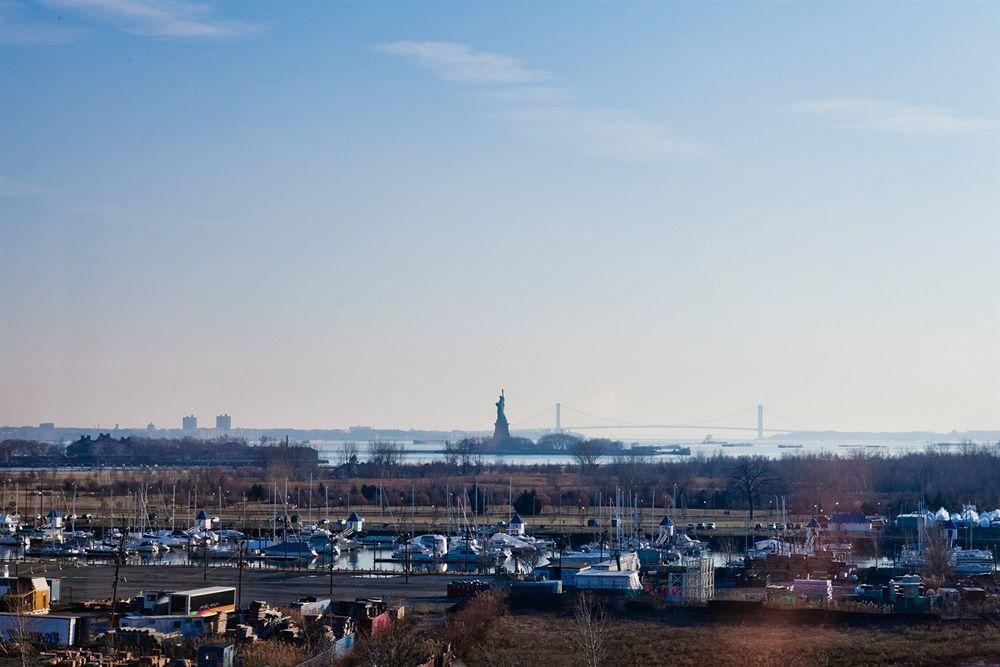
[168,587,236,616]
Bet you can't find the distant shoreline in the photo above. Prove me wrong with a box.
[3,425,998,445]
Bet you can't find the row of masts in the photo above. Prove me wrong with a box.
[0,477,358,534]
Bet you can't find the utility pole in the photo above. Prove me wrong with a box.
[404,533,410,585]
[328,533,335,597]
[464,528,470,574]
[406,484,414,584]
[110,518,127,633]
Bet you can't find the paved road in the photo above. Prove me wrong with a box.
[29,564,470,610]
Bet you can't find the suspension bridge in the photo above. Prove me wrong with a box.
[509,403,811,439]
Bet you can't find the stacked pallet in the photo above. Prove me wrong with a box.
[37,648,169,667]
[749,554,849,581]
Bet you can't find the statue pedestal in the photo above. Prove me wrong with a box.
[493,418,510,443]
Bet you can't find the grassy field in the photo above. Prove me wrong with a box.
[3,484,805,537]
[463,612,1000,666]
[0,466,824,540]
[13,501,805,538]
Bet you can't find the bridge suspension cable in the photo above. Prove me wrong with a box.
[682,406,759,427]
[506,401,812,434]
[558,403,765,430]
[557,404,644,427]
[538,403,805,434]
[763,407,812,432]
[509,404,556,427]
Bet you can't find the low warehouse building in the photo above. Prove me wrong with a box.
[572,568,642,591]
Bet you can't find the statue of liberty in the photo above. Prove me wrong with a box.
[493,389,510,442]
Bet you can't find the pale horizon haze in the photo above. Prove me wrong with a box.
[1,2,998,434]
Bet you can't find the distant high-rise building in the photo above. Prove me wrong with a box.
[183,415,197,431]
[216,414,232,431]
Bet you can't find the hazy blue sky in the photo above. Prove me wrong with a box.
[1,1,997,434]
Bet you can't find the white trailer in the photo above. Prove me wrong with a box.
[572,568,642,591]
[0,613,77,646]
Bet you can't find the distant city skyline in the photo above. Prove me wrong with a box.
[3,415,998,442]
[4,400,999,440]
[1,2,997,433]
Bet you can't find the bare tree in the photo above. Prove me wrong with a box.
[338,441,359,467]
[446,437,486,474]
[367,440,402,475]
[356,619,430,667]
[2,595,39,667]
[443,440,460,467]
[867,529,883,566]
[730,456,775,520]
[572,440,606,471]
[565,592,610,667]
[435,591,507,659]
[921,525,953,584]
[613,449,650,489]
[717,536,735,565]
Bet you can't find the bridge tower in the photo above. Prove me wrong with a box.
[555,403,562,432]
[756,404,763,440]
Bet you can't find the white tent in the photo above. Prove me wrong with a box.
[958,506,980,525]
